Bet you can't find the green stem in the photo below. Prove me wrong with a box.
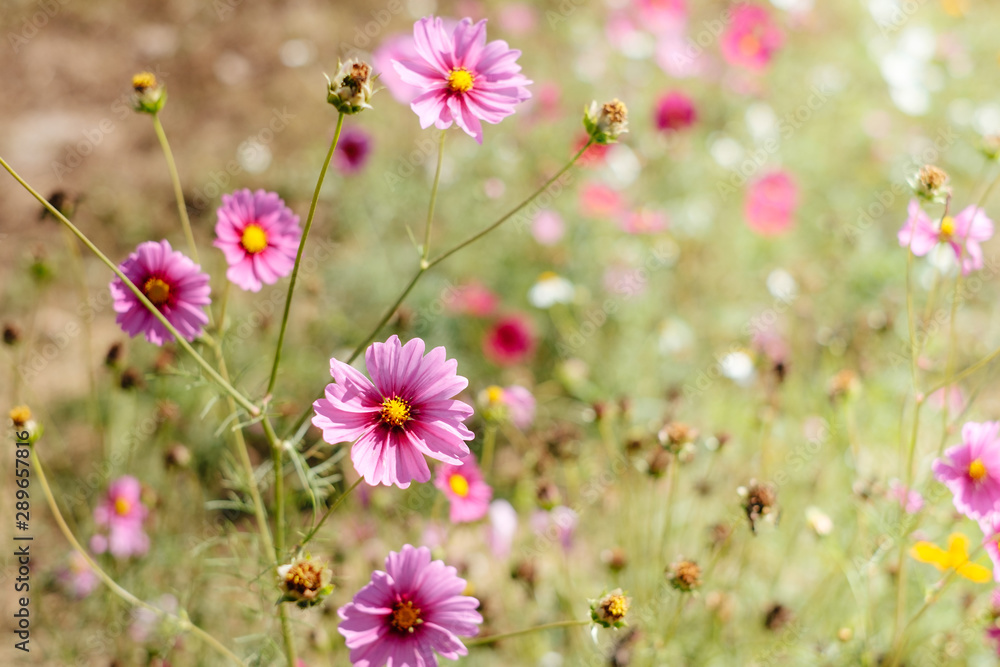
[0,154,259,416]
[465,619,590,647]
[152,113,199,263]
[30,447,246,666]
[299,476,363,547]
[267,113,346,398]
[426,141,591,270]
[262,418,287,559]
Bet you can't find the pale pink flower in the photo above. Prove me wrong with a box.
[745,170,799,236]
[531,506,578,552]
[109,240,211,346]
[579,183,625,219]
[889,479,924,514]
[485,499,518,558]
[214,189,302,292]
[57,551,99,599]
[531,210,566,246]
[392,16,532,143]
[91,476,149,560]
[897,199,994,274]
[929,385,967,415]
[498,3,538,34]
[980,514,1000,582]
[721,5,784,71]
[435,452,493,523]
[619,208,669,235]
[373,33,423,104]
[501,385,535,429]
[338,545,482,666]
[312,336,475,488]
[933,421,1000,521]
[447,282,499,317]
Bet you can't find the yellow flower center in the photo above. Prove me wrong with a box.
[132,71,157,92]
[969,458,988,481]
[391,600,423,633]
[447,68,474,93]
[143,277,171,306]
[9,405,31,427]
[939,216,956,239]
[449,473,471,498]
[486,385,504,405]
[380,397,411,428]
[114,498,132,516]
[241,224,268,254]
[739,34,761,57]
[601,594,629,621]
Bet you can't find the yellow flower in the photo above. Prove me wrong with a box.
[910,533,991,583]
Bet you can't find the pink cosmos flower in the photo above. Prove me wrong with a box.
[929,385,967,415]
[435,452,493,523]
[109,240,210,346]
[897,199,994,275]
[334,127,373,174]
[721,5,784,71]
[889,479,924,515]
[90,476,150,559]
[447,282,499,317]
[498,3,538,35]
[312,335,475,488]
[619,208,669,235]
[654,91,697,133]
[214,189,302,293]
[483,315,535,366]
[745,170,799,236]
[374,33,423,104]
[338,545,483,666]
[392,16,532,144]
[531,210,566,246]
[57,551,99,599]
[576,134,611,168]
[485,499,518,559]
[501,385,535,429]
[933,421,1000,521]
[580,183,625,219]
[531,506,578,552]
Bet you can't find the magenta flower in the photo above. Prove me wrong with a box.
[338,545,483,666]
[654,91,697,133]
[334,127,373,174]
[745,170,799,236]
[483,315,535,366]
[214,189,302,293]
[720,5,784,71]
[312,335,475,488]
[392,16,532,144]
[434,452,493,523]
[90,476,149,559]
[897,199,994,274]
[933,421,1000,521]
[109,240,210,346]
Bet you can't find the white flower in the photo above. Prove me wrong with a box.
[529,272,575,309]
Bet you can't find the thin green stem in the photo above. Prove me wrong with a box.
[262,418,287,558]
[421,130,446,265]
[267,112,346,397]
[30,447,246,666]
[152,113,199,263]
[300,477,363,547]
[0,154,259,416]
[465,619,589,647]
[427,141,591,269]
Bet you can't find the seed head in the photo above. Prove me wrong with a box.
[277,554,334,608]
[667,559,703,592]
[326,60,377,114]
[584,99,629,144]
[131,71,166,114]
[591,589,630,628]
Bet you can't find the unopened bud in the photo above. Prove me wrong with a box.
[584,99,629,144]
[326,60,376,114]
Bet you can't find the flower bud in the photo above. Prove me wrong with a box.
[667,559,703,592]
[908,164,950,203]
[131,72,166,114]
[584,99,629,144]
[277,554,334,608]
[326,60,376,114]
[590,588,630,628]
